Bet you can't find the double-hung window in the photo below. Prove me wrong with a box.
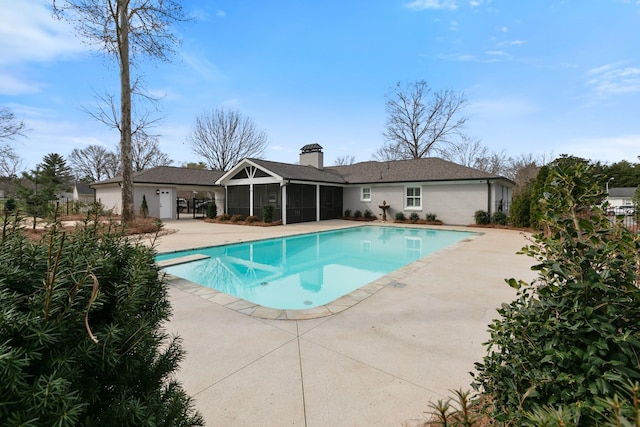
[405,186,421,209]
[361,187,371,202]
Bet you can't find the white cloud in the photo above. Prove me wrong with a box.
[560,134,640,163]
[0,0,87,66]
[586,63,640,97]
[0,73,42,96]
[404,0,458,10]
[468,97,539,120]
[216,10,226,18]
[182,52,227,82]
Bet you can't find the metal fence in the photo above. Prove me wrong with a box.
[0,198,94,217]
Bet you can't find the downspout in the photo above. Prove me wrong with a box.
[487,180,492,214]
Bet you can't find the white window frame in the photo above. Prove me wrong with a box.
[405,186,422,210]
[360,187,371,202]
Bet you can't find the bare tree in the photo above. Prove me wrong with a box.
[0,107,27,141]
[53,0,186,223]
[69,145,120,182]
[132,133,172,171]
[188,108,268,171]
[373,142,408,161]
[334,155,356,166]
[0,144,23,179]
[380,80,468,160]
[437,135,489,168]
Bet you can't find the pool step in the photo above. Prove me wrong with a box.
[157,254,210,268]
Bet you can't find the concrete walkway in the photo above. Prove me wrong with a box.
[155,219,536,426]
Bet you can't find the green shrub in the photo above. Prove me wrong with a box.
[363,209,373,219]
[425,212,437,222]
[395,212,406,221]
[474,210,490,225]
[0,214,203,426]
[344,209,352,217]
[509,184,533,228]
[4,197,16,213]
[262,204,273,223]
[490,211,508,225]
[409,212,420,222]
[140,194,149,218]
[206,201,217,218]
[473,163,640,425]
[354,210,362,218]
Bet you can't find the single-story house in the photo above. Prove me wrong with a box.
[92,145,514,225]
[91,166,224,219]
[219,144,514,225]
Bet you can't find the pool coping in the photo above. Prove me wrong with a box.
[161,226,482,320]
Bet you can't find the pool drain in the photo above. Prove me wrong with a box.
[260,282,269,286]
[304,300,312,306]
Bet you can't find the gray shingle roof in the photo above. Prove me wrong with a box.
[249,159,347,184]
[608,187,637,198]
[330,157,506,184]
[250,157,509,185]
[93,166,223,186]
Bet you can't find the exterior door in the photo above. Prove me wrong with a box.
[159,188,172,219]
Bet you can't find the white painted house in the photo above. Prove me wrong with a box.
[92,145,515,225]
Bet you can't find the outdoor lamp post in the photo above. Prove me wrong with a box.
[606,176,614,193]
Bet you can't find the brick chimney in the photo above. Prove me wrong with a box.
[299,144,324,169]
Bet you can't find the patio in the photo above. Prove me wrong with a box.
[155,220,536,426]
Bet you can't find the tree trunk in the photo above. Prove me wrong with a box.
[118,0,134,224]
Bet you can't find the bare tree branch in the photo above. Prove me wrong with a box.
[382,81,467,159]
[69,144,120,182]
[0,144,23,179]
[334,155,356,166]
[0,107,27,141]
[131,133,172,171]
[187,108,268,171]
[53,0,186,223]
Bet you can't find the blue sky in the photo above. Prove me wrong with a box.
[2,0,640,172]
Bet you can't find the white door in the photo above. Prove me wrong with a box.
[159,188,172,219]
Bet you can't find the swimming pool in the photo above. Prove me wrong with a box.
[156,226,474,310]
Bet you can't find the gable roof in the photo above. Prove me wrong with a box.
[248,158,346,184]
[92,166,223,187]
[74,182,94,195]
[331,157,509,184]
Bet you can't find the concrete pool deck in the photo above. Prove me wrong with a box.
[155,219,537,426]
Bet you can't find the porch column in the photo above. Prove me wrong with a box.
[281,183,288,225]
[316,184,320,222]
[249,183,254,216]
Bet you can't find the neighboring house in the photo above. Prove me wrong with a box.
[91,166,224,219]
[606,187,637,215]
[73,182,95,203]
[217,144,514,225]
[92,146,515,224]
[607,187,636,207]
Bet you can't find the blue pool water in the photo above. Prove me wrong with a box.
[157,226,474,310]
